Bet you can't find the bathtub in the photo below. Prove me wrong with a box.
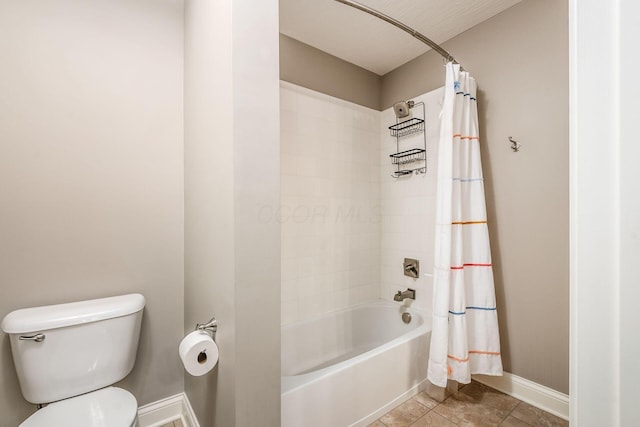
[281,300,431,427]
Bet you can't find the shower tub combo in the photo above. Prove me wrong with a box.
[281,300,431,427]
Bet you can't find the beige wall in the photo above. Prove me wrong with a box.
[184,0,281,426]
[382,0,569,393]
[280,34,382,110]
[184,1,235,425]
[231,1,281,424]
[0,0,185,425]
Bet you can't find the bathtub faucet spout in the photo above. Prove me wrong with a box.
[394,288,416,302]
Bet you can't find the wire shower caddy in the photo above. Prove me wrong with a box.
[388,102,427,178]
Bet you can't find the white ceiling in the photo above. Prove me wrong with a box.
[280,0,522,75]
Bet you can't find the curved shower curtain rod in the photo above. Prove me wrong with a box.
[333,0,461,67]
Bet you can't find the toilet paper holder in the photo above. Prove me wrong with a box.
[195,317,217,339]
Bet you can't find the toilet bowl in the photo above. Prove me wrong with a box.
[1,294,145,427]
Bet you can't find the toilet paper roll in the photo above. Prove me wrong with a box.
[179,331,219,376]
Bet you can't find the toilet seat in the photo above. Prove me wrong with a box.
[20,386,138,427]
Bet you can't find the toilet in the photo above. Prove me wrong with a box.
[1,294,145,427]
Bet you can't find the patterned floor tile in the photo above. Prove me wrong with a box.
[510,402,568,427]
[458,381,519,413]
[433,392,507,427]
[379,398,429,427]
[413,391,440,410]
[499,415,532,426]
[410,411,458,427]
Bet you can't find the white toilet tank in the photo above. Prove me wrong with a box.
[1,294,145,404]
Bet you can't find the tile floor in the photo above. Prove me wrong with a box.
[158,419,183,427]
[368,381,568,427]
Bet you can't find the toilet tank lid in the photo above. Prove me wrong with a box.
[1,294,145,334]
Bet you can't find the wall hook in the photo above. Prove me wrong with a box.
[508,136,521,152]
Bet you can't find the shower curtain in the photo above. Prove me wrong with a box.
[427,63,503,388]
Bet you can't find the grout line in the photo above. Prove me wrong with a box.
[468,382,525,427]
[498,404,535,427]
[501,401,521,424]
[507,408,538,427]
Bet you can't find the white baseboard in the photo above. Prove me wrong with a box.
[138,392,200,427]
[472,372,569,421]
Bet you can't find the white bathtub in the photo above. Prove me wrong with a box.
[281,300,431,427]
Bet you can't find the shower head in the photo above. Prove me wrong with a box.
[393,100,415,119]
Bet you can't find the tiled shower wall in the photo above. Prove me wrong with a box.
[280,83,444,323]
[280,82,381,325]
[379,88,443,312]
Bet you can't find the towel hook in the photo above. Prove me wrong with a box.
[508,136,521,152]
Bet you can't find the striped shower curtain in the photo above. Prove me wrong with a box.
[427,63,503,387]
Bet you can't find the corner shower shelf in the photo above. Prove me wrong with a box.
[388,117,424,137]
